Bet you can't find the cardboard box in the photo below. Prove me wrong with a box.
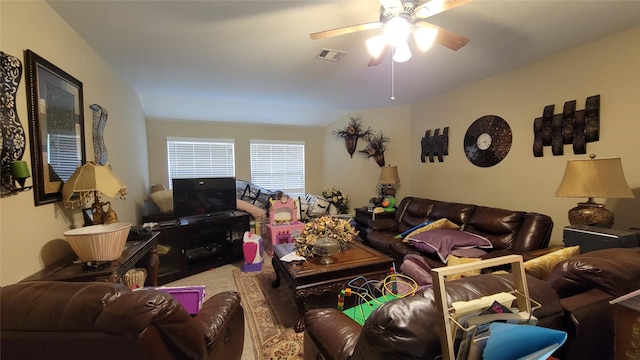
[610,289,640,359]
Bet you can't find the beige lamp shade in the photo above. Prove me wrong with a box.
[62,162,127,205]
[555,157,634,199]
[378,165,400,185]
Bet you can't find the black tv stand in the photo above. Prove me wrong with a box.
[143,211,250,284]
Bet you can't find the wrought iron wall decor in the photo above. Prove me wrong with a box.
[25,49,86,206]
[533,95,600,157]
[421,127,449,163]
[90,104,108,165]
[1,51,27,196]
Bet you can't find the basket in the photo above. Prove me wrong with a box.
[64,223,131,262]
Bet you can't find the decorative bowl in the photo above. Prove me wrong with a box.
[64,223,131,262]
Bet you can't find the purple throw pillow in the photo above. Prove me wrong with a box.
[406,228,492,263]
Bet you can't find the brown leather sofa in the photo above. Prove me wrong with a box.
[365,196,554,267]
[0,281,245,360]
[303,248,640,360]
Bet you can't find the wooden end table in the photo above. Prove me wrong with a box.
[21,232,160,286]
[271,241,394,332]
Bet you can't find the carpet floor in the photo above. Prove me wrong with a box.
[165,257,318,360]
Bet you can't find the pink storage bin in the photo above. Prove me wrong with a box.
[146,285,206,314]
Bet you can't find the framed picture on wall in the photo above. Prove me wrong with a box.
[24,49,86,206]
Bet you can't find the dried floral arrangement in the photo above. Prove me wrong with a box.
[294,215,358,258]
[359,131,390,167]
[322,186,350,214]
[332,117,373,157]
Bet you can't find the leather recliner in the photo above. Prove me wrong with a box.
[303,248,640,360]
[0,281,245,360]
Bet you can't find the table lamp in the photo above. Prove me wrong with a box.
[378,165,400,197]
[555,154,634,228]
[62,162,127,225]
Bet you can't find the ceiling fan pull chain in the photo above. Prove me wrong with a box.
[391,48,396,100]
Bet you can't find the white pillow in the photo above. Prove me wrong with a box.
[150,189,173,212]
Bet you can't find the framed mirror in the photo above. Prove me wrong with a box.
[25,50,86,206]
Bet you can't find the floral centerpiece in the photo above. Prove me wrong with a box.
[295,215,359,258]
[322,186,350,214]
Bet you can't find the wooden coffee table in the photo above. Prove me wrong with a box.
[271,241,394,332]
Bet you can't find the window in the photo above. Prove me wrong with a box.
[250,140,305,198]
[48,133,82,180]
[167,137,235,188]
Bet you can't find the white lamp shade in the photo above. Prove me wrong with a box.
[413,26,438,51]
[384,16,410,46]
[366,35,387,59]
[393,41,412,62]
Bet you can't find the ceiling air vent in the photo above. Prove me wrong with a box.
[316,48,346,62]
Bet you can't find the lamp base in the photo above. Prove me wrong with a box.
[568,201,614,228]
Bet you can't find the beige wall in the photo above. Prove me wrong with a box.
[0,1,149,285]
[410,26,640,245]
[146,106,412,214]
[322,106,412,209]
[146,120,326,194]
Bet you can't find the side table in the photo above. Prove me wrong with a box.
[354,207,396,241]
[21,232,160,286]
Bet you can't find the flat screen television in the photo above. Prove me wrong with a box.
[172,177,237,221]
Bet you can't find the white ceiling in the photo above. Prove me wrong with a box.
[46,0,640,127]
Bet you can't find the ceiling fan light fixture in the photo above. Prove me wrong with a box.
[384,16,410,46]
[366,35,387,59]
[413,27,438,51]
[392,41,412,62]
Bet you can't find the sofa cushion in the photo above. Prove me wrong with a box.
[399,254,433,286]
[406,229,493,263]
[546,247,640,298]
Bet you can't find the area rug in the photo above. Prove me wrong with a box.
[233,260,305,360]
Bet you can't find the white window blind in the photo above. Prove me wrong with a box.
[167,137,235,188]
[250,140,305,198]
[48,133,82,181]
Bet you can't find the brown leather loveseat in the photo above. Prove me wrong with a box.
[0,281,245,360]
[365,196,554,267]
[303,247,640,360]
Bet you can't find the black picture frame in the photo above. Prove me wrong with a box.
[24,49,86,206]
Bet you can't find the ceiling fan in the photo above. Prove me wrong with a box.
[310,0,471,66]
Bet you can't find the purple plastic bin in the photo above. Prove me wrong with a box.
[152,285,206,314]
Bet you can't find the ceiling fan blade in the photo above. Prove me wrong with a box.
[414,0,473,19]
[415,22,470,50]
[368,45,390,66]
[310,22,383,40]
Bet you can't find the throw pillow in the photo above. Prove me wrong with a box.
[406,228,493,263]
[447,255,481,281]
[399,254,433,286]
[523,245,580,280]
[401,218,460,242]
[395,221,433,239]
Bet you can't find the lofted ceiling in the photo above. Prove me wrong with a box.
[46,0,640,127]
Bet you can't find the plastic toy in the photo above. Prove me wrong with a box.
[242,231,263,272]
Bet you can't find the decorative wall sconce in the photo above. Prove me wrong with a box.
[1,51,28,196]
[1,161,33,195]
[421,127,449,163]
[332,117,372,158]
[533,95,600,157]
